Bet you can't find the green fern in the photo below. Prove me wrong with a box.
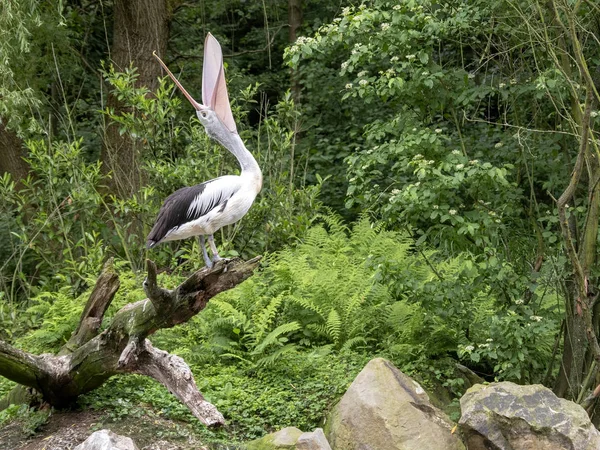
[252,322,301,355]
[341,336,368,352]
[255,343,298,367]
[253,295,284,342]
[188,212,525,372]
[326,309,341,344]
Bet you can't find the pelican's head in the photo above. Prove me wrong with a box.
[153,33,237,138]
[193,107,231,142]
[195,107,219,129]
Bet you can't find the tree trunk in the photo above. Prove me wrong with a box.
[0,122,29,188]
[0,256,261,426]
[288,0,303,102]
[101,0,170,198]
[554,293,587,398]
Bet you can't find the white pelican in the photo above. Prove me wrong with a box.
[146,33,262,268]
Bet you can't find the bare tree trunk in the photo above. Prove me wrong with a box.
[288,0,303,102]
[554,293,587,398]
[101,0,170,198]
[0,256,261,426]
[0,122,29,188]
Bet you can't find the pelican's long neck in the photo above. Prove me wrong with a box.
[207,122,262,181]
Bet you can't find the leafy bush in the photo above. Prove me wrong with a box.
[285,0,575,346]
[458,296,560,383]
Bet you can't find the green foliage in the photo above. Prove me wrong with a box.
[1,0,593,437]
[100,68,321,267]
[177,215,403,364]
[0,404,51,437]
[80,351,368,442]
[153,214,560,388]
[0,258,148,351]
[458,296,560,382]
[0,137,109,316]
[0,215,560,439]
[16,289,84,354]
[281,0,596,392]
[0,68,320,317]
[285,0,594,311]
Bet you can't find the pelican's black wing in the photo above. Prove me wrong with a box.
[146,176,240,248]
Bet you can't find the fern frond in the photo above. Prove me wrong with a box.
[255,343,298,367]
[341,336,367,352]
[316,212,349,235]
[209,317,238,330]
[309,344,334,357]
[219,352,254,365]
[306,323,328,336]
[252,321,301,355]
[386,301,417,329]
[210,299,248,326]
[287,295,325,319]
[253,295,283,341]
[342,285,371,321]
[326,309,341,344]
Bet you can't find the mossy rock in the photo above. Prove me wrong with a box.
[460,382,600,449]
[246,427,303,450]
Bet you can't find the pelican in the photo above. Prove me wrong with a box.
[146,33,262,268]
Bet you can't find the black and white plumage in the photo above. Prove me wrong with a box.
[147,34,262,268]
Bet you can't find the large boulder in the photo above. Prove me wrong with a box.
[246,427,304,449]
[74,429,139,450]
[324,357,464,450]
[459,382,600,450]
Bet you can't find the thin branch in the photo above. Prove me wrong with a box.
[463,113,579,138]
[170,25,288,63]
[556,89,592,298]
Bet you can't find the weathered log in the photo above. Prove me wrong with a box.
[0,256,261,426]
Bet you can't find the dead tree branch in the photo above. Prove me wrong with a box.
[0,257,261,426]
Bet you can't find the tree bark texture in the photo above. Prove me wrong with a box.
[0,122,29,188]
[101,0,170,198]
[0,256,261,426]
[288,0,302,43]
[288,0,303,103]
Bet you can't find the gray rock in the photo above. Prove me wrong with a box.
[324,357,464,450]
[296,428,331,450]
[246,427,304,449]
[74,429,139,450]
[459,382,600,450]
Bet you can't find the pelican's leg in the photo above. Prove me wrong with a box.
[208,234,222,263]
[198,235,213,269]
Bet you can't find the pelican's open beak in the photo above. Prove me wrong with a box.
[153,51,205,112]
